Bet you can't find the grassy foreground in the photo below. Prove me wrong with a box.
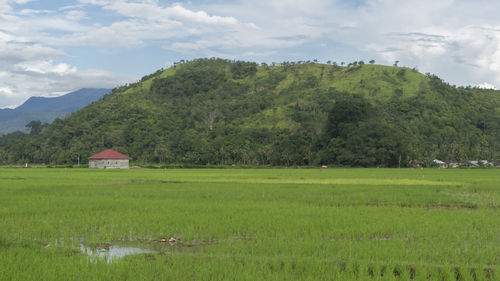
[0,168,499,280]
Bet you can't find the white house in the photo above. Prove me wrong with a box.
[88,149,130,169]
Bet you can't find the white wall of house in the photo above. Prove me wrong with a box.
[89,159,129,169]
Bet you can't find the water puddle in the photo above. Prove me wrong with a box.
[78,238,218,262]
[80,243,157,262]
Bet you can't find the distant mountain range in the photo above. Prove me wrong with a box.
[0,88,111,134]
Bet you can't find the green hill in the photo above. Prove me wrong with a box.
[0,58,498,167]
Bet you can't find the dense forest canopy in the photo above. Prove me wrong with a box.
[0,58,498,167]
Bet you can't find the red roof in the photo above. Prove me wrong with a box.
[88,149,130,160]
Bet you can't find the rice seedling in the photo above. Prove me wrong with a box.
[0,168,498,280]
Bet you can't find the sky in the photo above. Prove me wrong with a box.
[1,0,500,108]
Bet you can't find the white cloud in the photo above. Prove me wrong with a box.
[0,86,13,97]
[15,60,78,74]
[75,0,109,5]
[34,2,251,50]
[241,51,277,58]
[0,3,129,107]
[77,0,239,25]
[60,4,86,11]
[11,0,34,4]
[0,0,33,13]
[50,19,182,48]
[19,9,54,15]
[6,0,320,53]
[0,40,67,64]
[0,0,12,12]
[477,82,497,90]
[64,9,87,20]
[164,4,238,25]
[3,0,500,107]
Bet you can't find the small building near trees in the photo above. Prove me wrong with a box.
[88,149,130,169]
[432,159,448,168]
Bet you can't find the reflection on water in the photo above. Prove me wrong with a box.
[80,244,156,262]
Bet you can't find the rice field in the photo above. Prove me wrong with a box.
[0,168,499,280]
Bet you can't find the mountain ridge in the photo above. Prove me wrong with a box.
[0,88,111,134]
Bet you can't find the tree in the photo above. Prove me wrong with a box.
[325,93,369,138]
[25,120,43,135]
[393,60,399,67]
[203,109,221,130]
[369,60,375,64]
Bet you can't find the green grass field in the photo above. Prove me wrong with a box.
[0,168,499,280]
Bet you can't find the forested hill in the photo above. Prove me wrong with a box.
[0,58,499,167]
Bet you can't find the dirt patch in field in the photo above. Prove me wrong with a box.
[160,180,191,184]
[154,237,220,250]
[112,180,146,185]
[112,179,194,185]
[0,177,25,180]
[112,179,190,185]
[331,233,412,242]
[365,202,478,210]
[230,234,254,242]
[422,204,478,210]
[368,234,394,241]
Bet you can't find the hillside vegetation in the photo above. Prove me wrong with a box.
[0,58,498,166]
